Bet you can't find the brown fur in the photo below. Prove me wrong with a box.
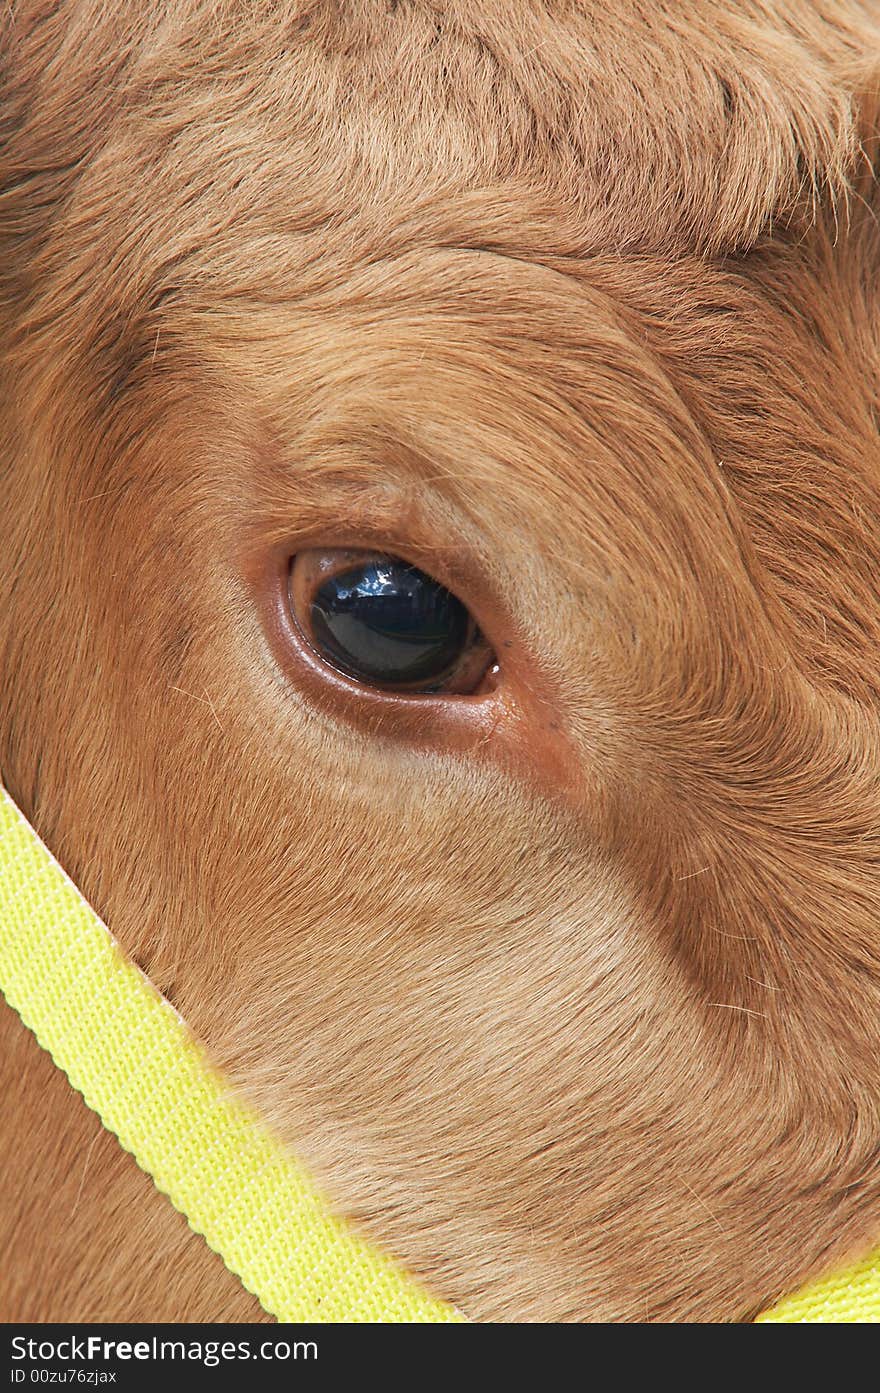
[2,0,880,1322]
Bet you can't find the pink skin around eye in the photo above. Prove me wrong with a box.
[240,534,582,801]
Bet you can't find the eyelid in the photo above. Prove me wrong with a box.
[240,514,580,792]
[287,548,498,697]
[243,475,500,637]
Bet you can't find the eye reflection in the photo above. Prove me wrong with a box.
[287,550,496,695]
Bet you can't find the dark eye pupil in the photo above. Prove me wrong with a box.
[309,558,470,688]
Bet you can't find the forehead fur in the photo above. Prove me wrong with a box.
[1,0,878,284]
[2,0,878,478]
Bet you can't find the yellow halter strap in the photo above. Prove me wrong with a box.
[0,784,876,1322]
[0,784,459,1322]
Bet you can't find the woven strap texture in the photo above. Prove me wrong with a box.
[1,784,878,1322]
[0,785,460,1323]
[755,1248,880,1323]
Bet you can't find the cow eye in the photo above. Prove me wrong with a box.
[287,549,497,695]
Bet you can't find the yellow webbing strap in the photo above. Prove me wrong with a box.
[755,1247,880,1323]
[1,784,878,1323]
[0,785,461,1323]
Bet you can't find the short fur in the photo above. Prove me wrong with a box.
[2,0,880,1322]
